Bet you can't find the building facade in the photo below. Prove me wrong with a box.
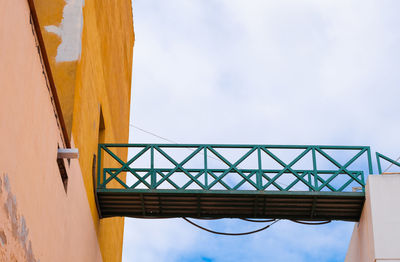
[0,0,134,261]
[345,175,400,262]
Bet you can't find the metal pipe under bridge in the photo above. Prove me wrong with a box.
[95,144,397,222]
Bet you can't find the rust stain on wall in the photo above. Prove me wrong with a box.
[0,174,38,262]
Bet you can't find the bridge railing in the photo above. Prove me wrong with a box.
[97,144,372,193]
[376,153,400,174]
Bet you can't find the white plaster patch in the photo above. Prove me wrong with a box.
[44,0,84,62]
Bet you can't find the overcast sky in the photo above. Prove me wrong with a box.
[123,1,400,261]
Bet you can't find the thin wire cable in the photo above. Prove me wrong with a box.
[130,124,178,144]
[195,217,223,220]
[132,217,221,220]
[130,124,221,162]
[290,220,331,225]
[383,155,400,173]
[130,124,302,190]
[240,218,275,223]
[183,217,280,236]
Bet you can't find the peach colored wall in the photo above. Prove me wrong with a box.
[345,175,400,262]
[345,180,375,262]
[0,0,102,261]
[31,0,135,259]
[1,0,134,260]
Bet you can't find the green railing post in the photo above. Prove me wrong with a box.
[307,172,312,192]
[312,147,317,191]
[257,147,262,190]
[151,146,155,189]
[97,144,102,188]
[367,147,373,174]
[102,146,106,188]
[361,172,365,192]
[376,152,383,174]
[204,146,208,189]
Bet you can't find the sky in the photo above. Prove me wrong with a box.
[122,0,400,261]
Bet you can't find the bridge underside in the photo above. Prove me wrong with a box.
[97,190,365,221]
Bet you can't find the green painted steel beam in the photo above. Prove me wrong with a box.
[376,152,400,174]
[97,188,365,197]
[99,143,370,150]
[97,144,373,193]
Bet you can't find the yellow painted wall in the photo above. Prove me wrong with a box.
[32,0,134,261]
[32,0,77,137]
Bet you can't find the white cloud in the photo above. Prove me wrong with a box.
[123,218,200,262]
[125,0,400,261]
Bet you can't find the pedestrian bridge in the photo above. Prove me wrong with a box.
[95,144,395,222]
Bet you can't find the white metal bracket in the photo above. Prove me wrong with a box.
[57,148,79,159]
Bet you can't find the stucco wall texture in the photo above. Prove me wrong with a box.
[0,0,134,261]
[35,0,134,261]
[0,0,103,260]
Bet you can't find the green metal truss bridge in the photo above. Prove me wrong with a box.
[95,144,399,222]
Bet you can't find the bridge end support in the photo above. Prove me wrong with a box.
[346,174,400,261]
